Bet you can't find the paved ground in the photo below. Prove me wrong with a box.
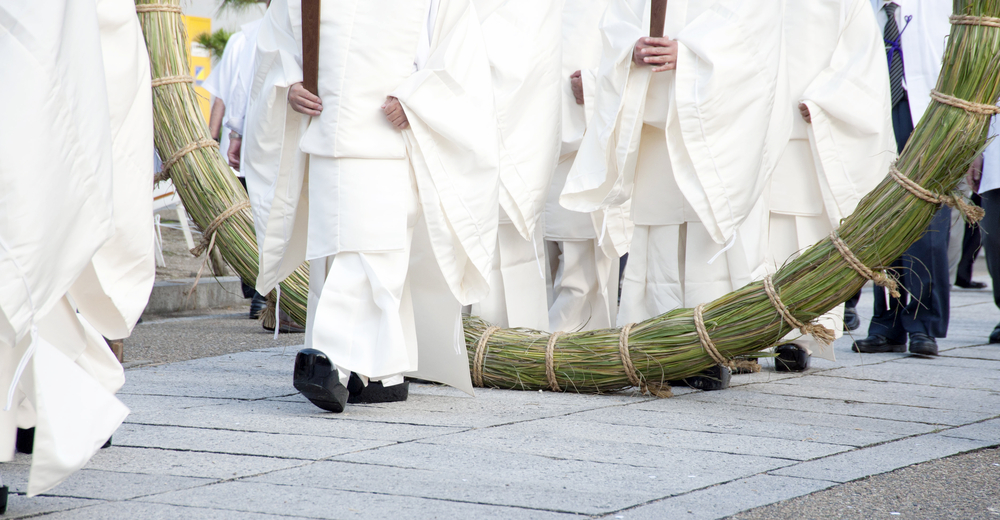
[2,284,999,519]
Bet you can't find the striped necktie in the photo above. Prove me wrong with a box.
[884,2,906,106]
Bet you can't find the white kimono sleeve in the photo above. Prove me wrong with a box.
[243,0,310,294]
[803,0,895,225]
[392,0,500,304]
[475,0,562,241]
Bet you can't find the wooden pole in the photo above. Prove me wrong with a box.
[650,0,667,38]
[301,0,321,95]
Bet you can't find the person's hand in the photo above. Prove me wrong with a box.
[570,70,585,105]
[228,135,242,171]
[967,154,984,193]
[288,82,322,116]
[632,37,678,72]
[798,103,811,124]
[382,96,409,130]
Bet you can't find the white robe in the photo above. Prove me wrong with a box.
[544,0,623,332]
[203,29,246,170]
[561,0,789,323]
[766,0,895,360]
[468,0,562,331]
[1,0,153,496]
[243,0,498,393]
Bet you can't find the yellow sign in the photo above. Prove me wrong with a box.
[183,15,212,124]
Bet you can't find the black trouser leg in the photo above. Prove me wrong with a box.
[955,193,983,286]
[237,176,259,299]
[980,189,1000,310]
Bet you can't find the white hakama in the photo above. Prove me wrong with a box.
[762,0,895,360]
[544,0,621,333]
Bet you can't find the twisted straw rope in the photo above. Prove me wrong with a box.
[888,163,985,223]
[190,200,251,256]
[151,75,195,88]
[930,90,1000,116]
[136,4,182,13]
[472,326,499,387]
[545,332,564,392]
[618,324,672,398]
[949,14,1000,28]
[693,304,727,365]
[157,138,218,183]
[763,275,836,345]
[830,232,901,298]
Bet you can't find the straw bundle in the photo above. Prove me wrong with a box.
[136,0,309,326]
[137,0,1000,395]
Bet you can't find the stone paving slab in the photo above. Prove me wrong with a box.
[76,446,309,480]
[33,501,308,520]
[679,384,990,426]
[4,464,212,501]
[140,480,578,519]
[631,395,941,437]
[318,441,784,515]
[770,433,995,483]
[125,398,468,442]
[114,423,393,460]
[568,405,908,447]
[0,494,102,520]
[620,474,839,520]
[756,373,1000,414]
[424,415,848,461]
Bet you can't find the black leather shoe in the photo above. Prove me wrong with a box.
[843,306,861,331]
[249,293,267,320]
[673,364,731,391]
[102,437,112,449]
[989,323,1000,344]
[775,344,810,372]
[347,373,409,404]
[955,280,988,289]
[15,427,33,454]
[293,349,349,413]
[851,335,906,353]
[908,333,939,356]
[0,484,8,515]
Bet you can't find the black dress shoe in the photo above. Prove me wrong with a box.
[851,335,906,353]
[775,344,810,372]
[293,349,349,413]
[102,437,112,449]
[672,364,731,391]
[15,427,33,454]
[955,280,988,289]
[249,293,267,320]
[989,323,1000,344]
[0,484,8,515]
[908,333,939,356]
[347,373,409,404]
[843,306,861,331]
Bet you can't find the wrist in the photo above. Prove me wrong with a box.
[229,130,242,141]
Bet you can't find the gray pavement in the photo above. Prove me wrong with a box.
[2,285,1000,519]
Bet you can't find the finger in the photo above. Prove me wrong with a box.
[643,36,673,46]
[295,98,322,111]
[570,70,582,78]
[643,55,674,64]
[651,63,676,72]
[640,46,677,56]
